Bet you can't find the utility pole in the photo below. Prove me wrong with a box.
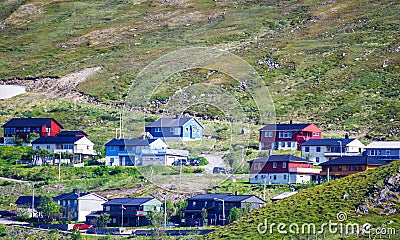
[31,182,34,219]
[263,177,266,201]
[164,195,167,229]
[179,159,182,190]
[58,152,61,182]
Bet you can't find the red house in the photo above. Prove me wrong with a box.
[249,155,321,184]
[259,122,322,150]
[2,118,63,141]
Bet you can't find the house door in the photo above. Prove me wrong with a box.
[190,125,198,139]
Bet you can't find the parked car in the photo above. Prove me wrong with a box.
[73,223,93,231]
[213,167,228,174]
[189,158,200,166]
[172,159,189,166]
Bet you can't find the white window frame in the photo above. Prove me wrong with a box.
[313,132,320,136]
[155,127,162,133]
[282,162,287,168]
[272,162,277,169]
[264,131,273,137]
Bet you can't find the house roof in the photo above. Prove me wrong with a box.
[271,191,298,201]
[365,141,400,149]
[32,136,84,144]
[56,130,87,137]
[15,196,42,205]
[2,118,63,128]
[187,194,266,204]
[260,123,314,131]
[103,198,157,206]
[301,138,356,147]
[146,117,203,129]
[319,156,386,166]
[248,154,311,163]
[54,191,107,201]
[104,138,158,146]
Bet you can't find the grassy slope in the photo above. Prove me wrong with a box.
[207,161,400,239]
[0,0,398,140]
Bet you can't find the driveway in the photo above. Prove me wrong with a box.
[200,153,227,174]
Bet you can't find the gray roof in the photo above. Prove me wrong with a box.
[15,196,42,205]
[146,117,203,128]
[302,138,356,147]
[260,123,313,131]
[103,198,157,206]
[319,156,386,166]
[54,192,91,201]
[188,194,266,204]
[2,118,63,128]
[32,136,83,144]
[104,138,158,146]
[366,141,400,149]
[248,154,311,163]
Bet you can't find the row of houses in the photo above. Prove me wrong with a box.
[16,191,266,227]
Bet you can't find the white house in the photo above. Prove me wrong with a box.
[32,136,96,157]
[104,137,189,166]
[54,190,107,222]
[301,138,365,164]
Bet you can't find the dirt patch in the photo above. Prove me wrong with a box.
[3,3,45,27]
[3,67,104,104]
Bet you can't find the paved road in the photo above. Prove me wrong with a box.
[200,153,227,174]
[0,217,28,226]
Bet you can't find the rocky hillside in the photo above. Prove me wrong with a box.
[207,161,400,239]
[0,0,399,140]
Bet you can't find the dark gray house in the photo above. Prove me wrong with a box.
[183,193,266,226]
[102,198,162,227]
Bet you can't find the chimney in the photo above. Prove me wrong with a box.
[175,114,180,119]
[235,190,239,195]
[344,133,349,139]
[73,189,79,194]
[140,132,146,140]
[289,119,293,124]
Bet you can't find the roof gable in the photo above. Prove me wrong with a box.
[2,118,63,128]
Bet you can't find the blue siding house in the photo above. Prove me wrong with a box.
[145,117,203,142]
[104,137,189,166]
[365,141,400,160]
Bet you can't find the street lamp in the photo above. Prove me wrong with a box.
[214,198,225,226]
[337,141,343,157]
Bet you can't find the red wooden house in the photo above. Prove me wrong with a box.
[2,118,63,141]
[249,154,321,184]
[259,122,322,150]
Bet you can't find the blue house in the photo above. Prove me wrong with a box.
[104,137,189,166]
[365,141,400,160]
[145,117,204,142]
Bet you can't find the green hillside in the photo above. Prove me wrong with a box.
[0,0,399,140]
[207,161,400,239]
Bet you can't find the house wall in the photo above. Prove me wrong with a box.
[74,137,95,155]
[182,119,203,140]
[259,128,322,151]
[249,173,312,184]
[366,149,400,160]
[78,195,107,222]
[320,164,378,177]
[32,143,56,152]
[301,146,328,164]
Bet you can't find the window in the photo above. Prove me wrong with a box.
[36,146,40,150]
[254,163,262,171]
[338,165,342,171]
[273,175,277,180]
[185,128,189,132]
[110,146,115,151]
[281,142,285,147]
[279,132,292,138]
[46,127,51,133]
[284,175,287,180]
[170,127,175,132]
[264,131,273,137]
[316,147,321,152]
[346,165,351,171]
[287,142,291,147]
[105,206,110,212]
[46,145,50,150]
[305,147,310,152]
[112,218,117,224]
[110,158,114,163]
[155,128,162,132]
[282,162,287,168]
[273,162,277,168]
[313,132,320,136]
[316,157,320,163]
